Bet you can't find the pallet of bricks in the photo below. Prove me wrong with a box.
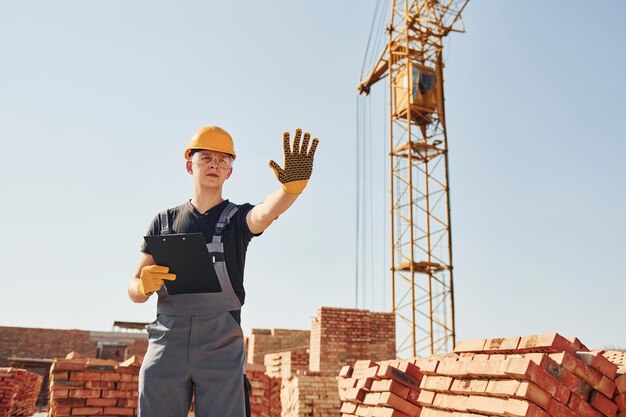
[0,367,43,417]
[246,363,281,417]
[338,358,425,417]
[281,372,340,417]
[48,352,141,417]
[416,332,620,417]
[264,350,309,379]
[602,351,626,417]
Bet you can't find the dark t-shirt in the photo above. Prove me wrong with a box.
[140,200,258,309]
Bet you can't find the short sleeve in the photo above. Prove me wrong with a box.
[237,203,262,242]
[140,214,161,254]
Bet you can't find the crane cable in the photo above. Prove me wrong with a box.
[356,0,391,311]
[361,0,391,77]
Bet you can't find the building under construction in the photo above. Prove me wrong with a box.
[2,1,625,417]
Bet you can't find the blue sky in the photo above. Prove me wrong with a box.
[1,1,624,351]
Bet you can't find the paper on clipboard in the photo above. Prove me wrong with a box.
[143,233,222,295]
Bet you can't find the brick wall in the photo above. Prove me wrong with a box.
[0,327,148,367]
[247,329,310,365]
[0,327,95,366]
[309,307,395,376]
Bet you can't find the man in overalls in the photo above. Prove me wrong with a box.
[128,126,319,417]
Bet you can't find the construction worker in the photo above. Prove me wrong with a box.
[128,126,319,417]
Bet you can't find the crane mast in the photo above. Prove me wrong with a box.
[358,0,468,357]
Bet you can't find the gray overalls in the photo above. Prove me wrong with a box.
[139,203,246,417]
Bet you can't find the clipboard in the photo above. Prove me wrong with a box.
[144,233,222,295]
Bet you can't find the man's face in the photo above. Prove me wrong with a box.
[187,150,233,187]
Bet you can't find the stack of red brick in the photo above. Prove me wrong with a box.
[310,307,395,376]
[246,363,281,417]
[281,374,340,417]
[247,329,311,366]
[338,359,425,417]
[0,367,42,417]
[48,352,141,417]
[416,333,619,417]
[264,350,310,379]
[603,351,626,416]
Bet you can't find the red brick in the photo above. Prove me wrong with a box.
[68,389,101,399]
[506,398,551,417]
[483,337,521,353]
[453,339,486,353]
[576,352,618,380]
[99,373,121,382]
[485,379,520,397]
[119,373,133,382]
[85,398,117,407]
[518,333,579,354]
[51,405,72,416]
[116,382,138,391]
[616,374,626,394]
[84,381,116,389]
[103,407,134,415]
[615,392,626,411]
[413,358,440,375]
[51,389,69,399]
[51,361,87,372]
[69,407,104,415]
[339,366,353,378]
[70,372,102,382]
[589,391,618,417]
[54,371,70,381]
[466,358,508,378]
[452,378,489,395]
[101,390,132,399]
[515,381,551,410]
[341,402,358,413]
[377,364,421,389]
[339,378,358,389]
[364,392,381,405]
[372,406,412,417]
[434,392,470,412]
[547,397,579,417]
[466,395,507,415]
[417,390,435,406]
[418,408,454,417]
[378,392,421,416]
[568,393,604,417]
[371,379,410,398]
[420,375,453,392]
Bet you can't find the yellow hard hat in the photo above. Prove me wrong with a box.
[184,126,236,160]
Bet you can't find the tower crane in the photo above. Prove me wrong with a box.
[358,0,469,357]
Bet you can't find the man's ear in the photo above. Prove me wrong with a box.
[225,167,233,179]
[186,160,193,174]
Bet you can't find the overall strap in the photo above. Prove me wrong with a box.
[159,210,170,235]
[208,203,239,263]
[213,203,239,242]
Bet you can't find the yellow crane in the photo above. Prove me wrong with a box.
[358,0,469,357]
